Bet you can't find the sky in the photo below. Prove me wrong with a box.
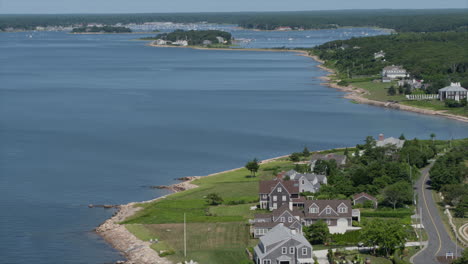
[0,0,467,14]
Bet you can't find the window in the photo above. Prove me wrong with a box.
[338,207,347,213]
[302,248,307,255]
[289,247,295,254]
[282,195,287,201]
[280,217,285,222]
[273,195,277,201]
[263,260,271,264]
[277,187,282,192]
[326,219,331,225]
[326,207,331,214]
[288,217,293,222]
[273,203,277,209]
[310,207,318,213]
[282,247,287,254]
[262,194,267,199]
[302,180,304,184]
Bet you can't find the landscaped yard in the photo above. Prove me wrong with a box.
[122,159,297,263]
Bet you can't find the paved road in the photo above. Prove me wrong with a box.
[412,162,461,264]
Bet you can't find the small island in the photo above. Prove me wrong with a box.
[141,29,232,47]
[71,25,132,34]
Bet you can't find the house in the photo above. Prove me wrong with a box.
[398,79,423,89]
[154,39,168,45]
[302,200,359,234]
[252,204,303,238]
[259,179,299,210]
[374,50,385,59]
[276,26,292,31]
[202,40,212,46]
[381,65,408,79]
[173,40,188,46]
[438,82,468,102]
[254,224,314,264]
[376,133,405,149]
[353,192,378,208]
[310,153,347,171]
[215,36,225,43]
[284,170,327,193]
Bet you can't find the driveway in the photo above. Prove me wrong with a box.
[411,162,461,264]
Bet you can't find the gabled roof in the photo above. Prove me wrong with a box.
[353,192,377,201]
[304,200,352,218]
[383,65,406,71]
[376,137,405,149]
[439,82,467,92]
[259,179,299,194]
[259,224,309,247]
[310,153,347,164]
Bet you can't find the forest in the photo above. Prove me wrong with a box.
[1,9,467,33]
[71,26,132,33]
[311,32,468,92]
[153,30,232,45]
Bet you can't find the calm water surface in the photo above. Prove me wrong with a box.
[1,29,467,264]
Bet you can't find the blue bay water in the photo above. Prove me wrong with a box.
[0,29,467,264]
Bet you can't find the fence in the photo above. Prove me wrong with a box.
[405,94,439,100]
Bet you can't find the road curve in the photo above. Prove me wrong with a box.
[412,162,461,264]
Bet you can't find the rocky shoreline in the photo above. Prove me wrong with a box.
[309,55,468,123]
[95,155,290,264]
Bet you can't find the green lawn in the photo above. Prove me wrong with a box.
[122,159,299,263]
[349,80,468,117]
[128,222,255,264]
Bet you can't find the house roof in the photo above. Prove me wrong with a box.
[310,153,347,164]
[259,224,310,247]
[376,137,405,148]
[439,82,467,92]
[383,65,406,71]
[303,200,352,218]
[259,179,299,194]
[353,192,377,201]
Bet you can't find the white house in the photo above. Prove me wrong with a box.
[438,82,468,102]
[382,65,408,79]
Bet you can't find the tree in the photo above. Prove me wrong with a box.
[304,220,330,244]
[206,193,223,205]
[453,248,468,264]
[302,146,311,157]
[245,158,260,177]
[344,148,349,157]
[430,133,436,142]
[383,181,413,209]
[388,85,396,96]
[399,134,406,140]
[361,219,407,257]
[290,152,301,162]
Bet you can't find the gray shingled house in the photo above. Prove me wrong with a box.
[284,170,327,193]
[254,223,314,264]
[252,204,303,238]
[259,179,300,210]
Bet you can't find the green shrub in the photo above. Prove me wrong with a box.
[331,230,361,245]
[159,249,175,257]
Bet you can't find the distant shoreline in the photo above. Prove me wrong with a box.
[146,42,468,123]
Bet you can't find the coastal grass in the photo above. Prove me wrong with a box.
[138,222,255,264]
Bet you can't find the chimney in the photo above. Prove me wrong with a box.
[378,133,384,141]
[289,201,293,211]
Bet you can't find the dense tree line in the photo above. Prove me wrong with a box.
[312,136,436,209]
[154,30,231,45]
[1,9,468,33]
[312,32,468,92]
[430,141,468,218]
[71,26,132,33]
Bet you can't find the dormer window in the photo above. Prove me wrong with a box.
[309,205,318,213]
[338,206,347,213]
[288,217,293,222]
[277,187,282,192]
[326,207,331,214]
[280,217,285,222]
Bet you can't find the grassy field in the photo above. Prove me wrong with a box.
[122,158,297,263]
[348,80,468,117]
